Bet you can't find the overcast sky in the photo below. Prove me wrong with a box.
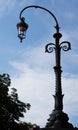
[0,0,78,128]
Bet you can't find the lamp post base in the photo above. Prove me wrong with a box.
[46,110,73,128]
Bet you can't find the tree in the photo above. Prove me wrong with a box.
[18,122,29,130]
[0,74,31,130]
[27,122,40,130]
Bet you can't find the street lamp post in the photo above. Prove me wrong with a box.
[16,5,73,128]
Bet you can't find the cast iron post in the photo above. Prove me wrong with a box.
[17,5,73,128]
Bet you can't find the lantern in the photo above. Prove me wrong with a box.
[17,17,28,42]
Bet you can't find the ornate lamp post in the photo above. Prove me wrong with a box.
[16,5,73,128]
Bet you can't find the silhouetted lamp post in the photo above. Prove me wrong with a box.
[17,5,73,128]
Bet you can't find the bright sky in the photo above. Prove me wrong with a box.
[0,0,78,128]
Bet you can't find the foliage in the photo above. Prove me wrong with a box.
[18,122,29,130]
[0,74,31,130]
[27,122,40,129]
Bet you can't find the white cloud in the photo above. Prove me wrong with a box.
[10,44,55,127]
[62,76,78,114]
[11,62,54,127]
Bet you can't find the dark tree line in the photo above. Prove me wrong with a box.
[0,74,30,130]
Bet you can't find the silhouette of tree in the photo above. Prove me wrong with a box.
[18,122,29,130]
[0,74,31,130]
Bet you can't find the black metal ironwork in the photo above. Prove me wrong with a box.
[17,5,73,128]
[19,5,59,29]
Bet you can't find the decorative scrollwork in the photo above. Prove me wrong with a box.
[45,43,56,53]
[60,41,71,51]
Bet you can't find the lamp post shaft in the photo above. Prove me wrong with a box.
[53,32,63,111]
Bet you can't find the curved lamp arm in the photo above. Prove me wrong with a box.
[17,5,60,42]
[19,5,59,31]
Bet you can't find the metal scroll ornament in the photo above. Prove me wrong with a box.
[45,43,56,53]
[45,41,71,53]
[60,41,71,51]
